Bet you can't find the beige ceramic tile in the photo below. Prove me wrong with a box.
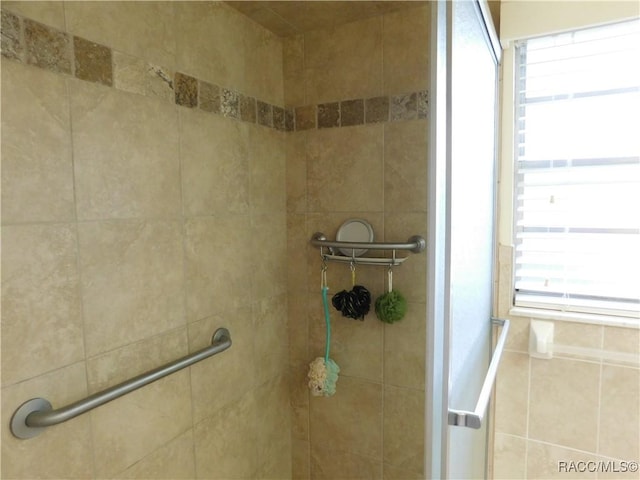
[193,389,258,479]
[256,375,292,479]
[188,308,255,424]
[249,126,286,213]
[175,2,245,90]
[304,16,383,104]
[116,430,196,479]
[383,6,430,95]
[384,120,429,213]
[1,60,74,224]
[244,20,284,106]
[86,328,188,394]
[529,357,600,452]
[307,125,384,212]
[527,440,598,479]
[286,132,308,213]
[310,445,382,480]
[283,34,305,107]
[180,108,250,216]
[2,1,65,29]
[184,215,252,321]
[309,375,382,459]
[504,315,531,353]
[112,51,174,102]
[495,351,529,437]
[253,294,289,386]
[78,220,184,357]
[70,79,180,220]
[91,370,193,478]
[599,365,640,460]
[603,326,640,366]
[251,214,288,299]
[383,386,425,472]
[64,1,176,68]
[554,322,604,361]
[1,363,93,479]
[497,244,514,317]
[1,224,83,386]
[383,302,426,390]
[292,438,311,480]
[492,433,527,479]
[383,464,424,480]
[287,214,309,294]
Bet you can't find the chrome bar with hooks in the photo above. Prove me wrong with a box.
[11,327,232,439]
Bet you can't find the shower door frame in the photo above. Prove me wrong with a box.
[425,1,502,478]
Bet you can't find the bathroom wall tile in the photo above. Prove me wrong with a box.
[174,71,198,108]
[341,99,365,127]
[290,363,310,438]
[250,215,287,300]
[78,220,184,357]
[188,308,255,424]
[504,316,530,353]
[91,371,193,478]
[256,375,292,479]
[257,100,274,127]
[287,214,309,293]
[116,430,196,479]
[180,109,249,215]
[2,1,65,30]
[113,51,174,101]
[384,119,429,213]
[417,90,429,119]
[175,2,245,91]
[383,302,426,390]
[285,107,295,131]
[199,80,221,114]
[273,105,287,131]
[292,438,311,480]
[1,363,93,479]
[295,104,317,131]
[598,365,640,460]
[309,375,382,458]
[239,93,256,122]
[383,6,430,95]
[289,296,310,370]
[603,326,640,365]
[495,351,529,436]
[304,16,383,104]
[220,87,240,118]
[244,20,284,106]
[310,445,382,480]
[527,440,598,479]
[383,386,425,472]
[287,133,308,213]
[529,357,600,452]
[383,464,424,480]
[390,92,418,121]
[1,224,83,386]
[73,36,112,86]
[70,80,181,220]
[194,389,258,479]
[1,10,22,60]
[65,1,175,68]
[86,328,188,394]
[283,34,305,107]
[254,294,289,385]
[307,125,384,212]
[366,96,390,124]
[554,322,603,361]
[317,102,340,129]
[492,433,527,479]
[184,215,252,321]
[1,61,75,223]
[24,18,71,75]
[249,126,286,213]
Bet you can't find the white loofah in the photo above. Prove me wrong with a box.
[307,357,327,396]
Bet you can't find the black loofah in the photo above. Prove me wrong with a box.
[331,285,371,320]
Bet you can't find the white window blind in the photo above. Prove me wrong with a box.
[513,19,640,318]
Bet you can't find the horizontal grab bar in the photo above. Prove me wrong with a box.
[11,328,232,439]
[311,232,426,253]
[448,318,510,429]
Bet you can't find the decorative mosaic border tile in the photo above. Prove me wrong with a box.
[1,9,428,133]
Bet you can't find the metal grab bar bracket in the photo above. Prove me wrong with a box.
[447,318,510,429]
[11,327,231,440]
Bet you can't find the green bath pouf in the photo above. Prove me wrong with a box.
[375,289,407,324]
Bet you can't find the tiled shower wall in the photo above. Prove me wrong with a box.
[284,5,431,479]
[1,2,291,478]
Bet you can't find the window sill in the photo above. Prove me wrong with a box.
[508,306,640,329]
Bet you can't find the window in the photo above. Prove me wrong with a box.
[513,19,640,318]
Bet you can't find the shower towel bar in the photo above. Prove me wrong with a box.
[448,318,510,429]
[312,232,426,253]
[10,327,232,440]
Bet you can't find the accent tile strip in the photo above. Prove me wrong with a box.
[1,8,429,134]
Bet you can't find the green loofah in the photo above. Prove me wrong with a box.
[375,290,408,323]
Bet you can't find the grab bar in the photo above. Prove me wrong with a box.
[11,327,232,439]
[311,232,426,253]
[448,318,510,429]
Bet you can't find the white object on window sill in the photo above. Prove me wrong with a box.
[510,306,640,329]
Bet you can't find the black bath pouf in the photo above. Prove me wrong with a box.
[331,285,371,320]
